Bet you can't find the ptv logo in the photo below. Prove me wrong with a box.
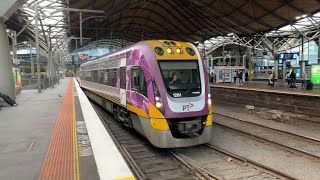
[182,103,194,111]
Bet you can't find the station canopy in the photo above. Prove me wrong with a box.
[6,0,320,51]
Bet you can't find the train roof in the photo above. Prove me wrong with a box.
[80,40,199,67]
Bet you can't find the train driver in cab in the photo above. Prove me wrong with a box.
[169,72,181,86]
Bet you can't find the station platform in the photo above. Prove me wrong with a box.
[210,81,320,117]
[0,78,135,180]
[210,81,320,97]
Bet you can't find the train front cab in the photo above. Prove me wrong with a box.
[130,40,212,148]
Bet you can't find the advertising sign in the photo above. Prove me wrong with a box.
[311,64,320,85]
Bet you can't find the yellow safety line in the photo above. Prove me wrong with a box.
[113,176,136,180]
[72,81,80,180]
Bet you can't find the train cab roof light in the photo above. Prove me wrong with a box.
[163,41,170,46]
[170,41,176,46]
[186,47,195,56]
[176,48,183,54]
[167,48,173,54]
[155,47,164,56]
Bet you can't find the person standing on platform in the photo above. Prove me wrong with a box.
[268,71,274,87]
[239,71,243,85]
[271,71,275,87]
[233,71,237,84]
[290,70,297,88]
[285,72,291,87]
[210,72,214,83]
[235,71,240,86]
[0,92,18,107]
[245,71,249,81]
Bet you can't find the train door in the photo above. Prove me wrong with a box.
[120,58,126,107]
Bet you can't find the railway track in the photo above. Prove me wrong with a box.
[91,101,297,179]
[203,144,296,180]
[92,102,216,180]
[172,144,291,180]
[214,100,320,125]
[213,112,320,162]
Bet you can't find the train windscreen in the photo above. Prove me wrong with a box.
[158,60,201,98]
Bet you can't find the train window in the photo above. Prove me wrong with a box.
[93,70,98,83]
[90,71,94,82]
[111,69,117,87]
[120,67,126,89]
[104,70,109,85]
[131,66,148,97]
[108,69,112,86]
[99,70,104,84]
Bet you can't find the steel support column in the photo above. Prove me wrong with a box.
[47,29,52,88]
[12,31,17,63]
[0,19,15,104]
[80,11,82,45]
[318,38,320,64]
[30,41,34,77]
[301,36,306,76]
[34,3,41,93]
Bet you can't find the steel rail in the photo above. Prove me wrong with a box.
[169,150,221,180]
[214,122,320,163]
[205,144,297,180]
[92,102,206,180]
[213,112,320,145]
[213,99,320,124]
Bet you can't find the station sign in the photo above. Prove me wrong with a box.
[311,64,320,85]
[278,52,299,61]
[278,52,299,67]
[13,58,20,65]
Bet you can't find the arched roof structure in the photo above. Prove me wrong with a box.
[67,0,320,43]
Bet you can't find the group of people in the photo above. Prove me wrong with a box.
[234,71,244,86]
[209,70,248,85]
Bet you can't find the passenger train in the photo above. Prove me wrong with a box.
[79,40,212,148]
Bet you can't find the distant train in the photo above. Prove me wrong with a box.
[79,40,212,148]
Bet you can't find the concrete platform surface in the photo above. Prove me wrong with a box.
[0,78,99,180]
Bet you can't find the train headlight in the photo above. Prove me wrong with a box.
[156,102,163,108]
[167,48,173,54]
[208,94,212,105]
[176,48,183,54]
[153,81,165,114]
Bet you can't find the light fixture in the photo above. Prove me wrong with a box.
[301,14,307,18]
[176,48,183,54]
[227,33,234,36]
[295,16,301,20]
[156,102,163,108]
[208,94,212,105]
[167,48,173,54]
